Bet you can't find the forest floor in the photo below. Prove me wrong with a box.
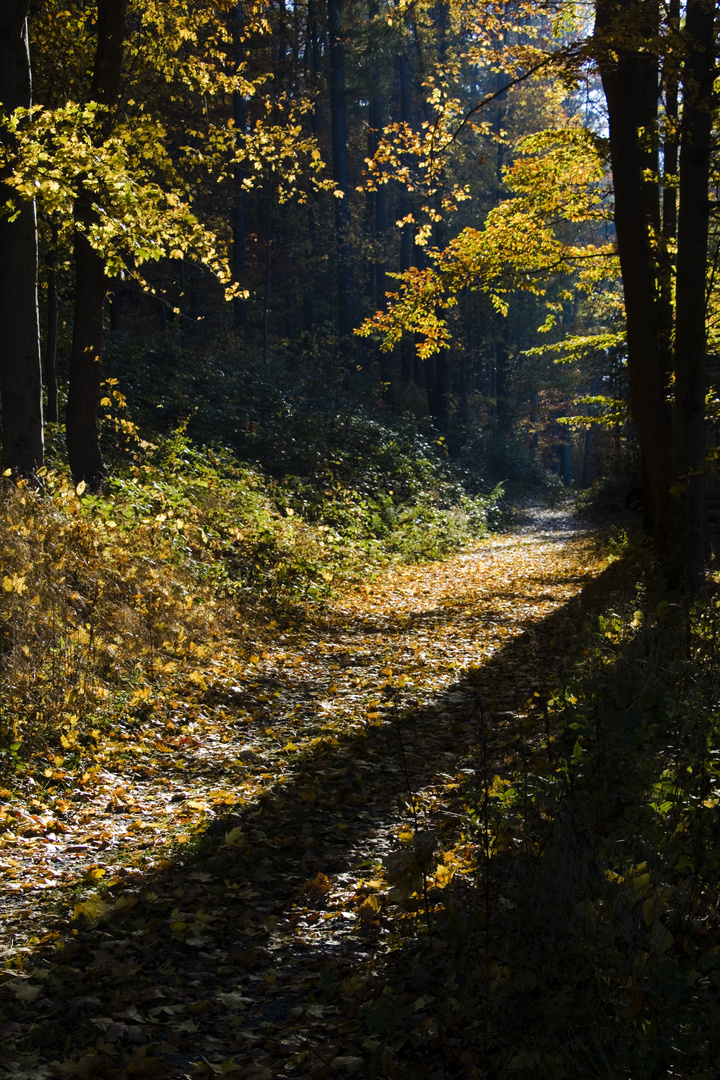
[0,501,621,1079]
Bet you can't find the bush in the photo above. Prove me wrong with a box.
[0,418,502,762]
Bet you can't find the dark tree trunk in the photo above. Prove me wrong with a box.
[594,0,715,586]
[66,0,128,489]
[594,0,672,541]
[368,26,391,388]
[303,0,323,333]
[232,3,247,331]
[495,333,511,440]
[0,0,43,478]
[672,0,715,581]
[43,226,59,424]
[434,352,450,428]
[658,0,679,376]
[67,225,107,487]
[263,183,271,363]
[328,0,354,340]
[397,47,414,385]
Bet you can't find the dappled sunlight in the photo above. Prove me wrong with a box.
[0,505,613,1078]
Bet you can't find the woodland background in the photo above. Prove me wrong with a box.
[1,2,720,1078]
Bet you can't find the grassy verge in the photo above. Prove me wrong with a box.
[368,540,720,1079]
[0,418,501,766]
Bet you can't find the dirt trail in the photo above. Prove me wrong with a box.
[0,502,608,1079]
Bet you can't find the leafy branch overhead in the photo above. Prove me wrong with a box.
[0,2,331,295]
[358,128,617,357]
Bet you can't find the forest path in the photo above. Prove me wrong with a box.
[0,499,610,1079]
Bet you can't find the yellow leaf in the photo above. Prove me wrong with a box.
[83,866,106,882]
[74,898,110,922]
[642,897,655,927]
[357,895,381,921]
[342,973,364,995]
[114,894,138,912]
[653,924,673,953]
[225,826,245,847]
[434,864,455,887]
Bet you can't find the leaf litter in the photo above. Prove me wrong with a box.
[0,502,608,1079]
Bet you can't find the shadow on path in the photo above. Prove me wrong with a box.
[0,555,639,1080]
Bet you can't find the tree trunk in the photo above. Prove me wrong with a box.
[397,46,414,385]
[672,0,715,582]
[594,0,673,544]
[263,182,271,363]
[594,0,716,586]
[368,27,391,388]
[328,0,354,340]
[232,2,247,331]
[0,0,43,478]
[43,226,59,424]
[67,224,107,487]
[66,0,128,489]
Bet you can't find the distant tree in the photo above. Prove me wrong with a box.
[328,0,354,341]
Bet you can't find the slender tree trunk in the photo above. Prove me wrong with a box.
[232,3,247,331]
[658,0,679,378]
[0,0,43,478]
[43,226,59,423]
[302,0,323,333]
[303,204,316,332]
[66,0,128,489]
[263,182,271,363]
[495,332,510,442]
[328,0,354,340]
[435,352,450,428]
[368,21,391,388]
[397,46,414,385]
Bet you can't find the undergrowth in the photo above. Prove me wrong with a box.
[0,419,501,762]
[375,548,720,1079]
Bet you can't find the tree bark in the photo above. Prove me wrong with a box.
[328,0,354,340]
[594,0,716,586]
[43,226,59,424]
[672,0,715,582]
[232,2,247,331]
[594,0,673,543]
[66,0,128,489]
[397,46,414,385]
[0,0,43,478]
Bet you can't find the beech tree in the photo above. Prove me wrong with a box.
[359,0,718,584]
[328,0,354,340]
[65,0,128,490]
[0,0,43,478]
[0,1,330,487]
[594,0,716,585]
